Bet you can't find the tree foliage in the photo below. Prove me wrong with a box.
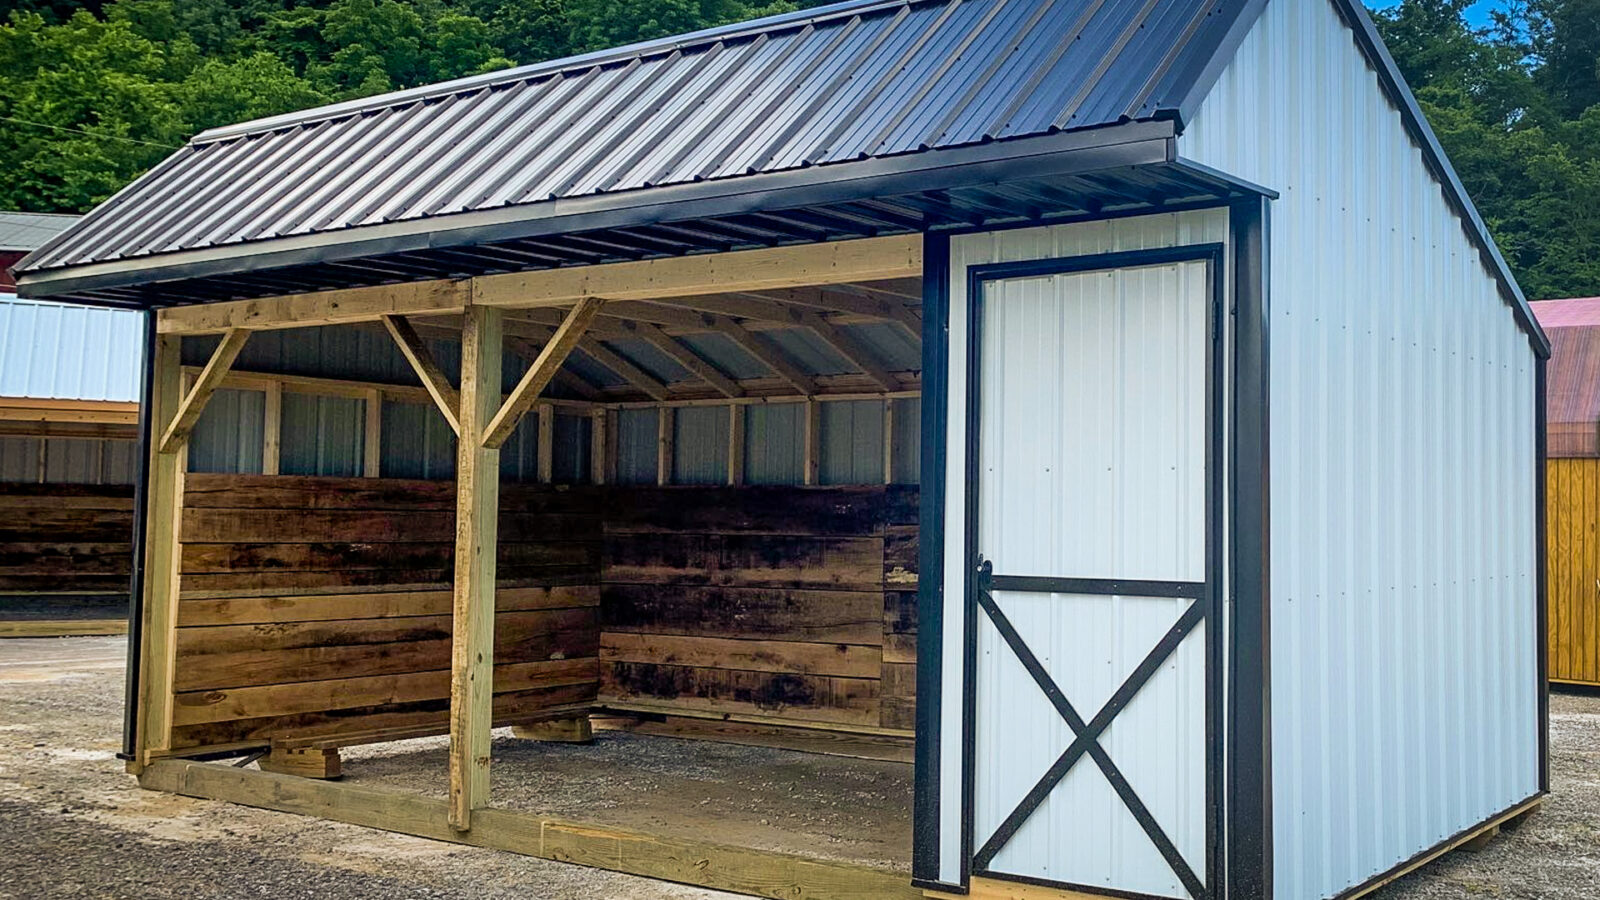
[1,0,1596,298]
[1374,0,1600,298]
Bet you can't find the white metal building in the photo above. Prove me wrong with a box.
[9,0,1547,898]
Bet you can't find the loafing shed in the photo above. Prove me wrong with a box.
[9,0,1549,898]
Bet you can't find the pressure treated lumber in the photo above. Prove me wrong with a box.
[381,314,461,435]
[449,304,503,831]
[139,759,920,900]
[511,715,593,743]
[258,746,341,779]
[485,297,607,449]
[159,328,250,452]
[138,333,187,761]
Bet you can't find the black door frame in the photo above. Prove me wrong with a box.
[956,243,1227,900]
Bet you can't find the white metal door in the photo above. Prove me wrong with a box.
[963,247,1221,900]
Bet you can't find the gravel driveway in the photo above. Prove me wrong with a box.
[0,636,1595,899]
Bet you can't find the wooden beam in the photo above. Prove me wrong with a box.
[473,234,922,308]
[710,319,818,396]
[363,388,383,477]
[657,407,674,486]
[728,403,745,486]
[0,397,139,426]
[536,403,554,484]
[746,286,922,337]
[627,322,743,398]
[792,310,898,392]
[262,381,282,475]
[138,759,922,900]
[448,305,502,832]
[382,314,462,436]
[138,334,186,763]
[484,297,606,450]
[577,338,671,401]
[882,399,894,485]
[590,409,608,486]
[803,399,820,486]
[157,280,472,335]
[505,335,601,401]
[159,328,250,453]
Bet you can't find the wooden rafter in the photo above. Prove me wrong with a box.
[504,335,601,400]
[790,309,898,392]
[158,328,250,453]
[626,321,743,398]
[742,286,921,338]
[484,297,607,450]
[574,337,671,402]
[709,318,817,396]
[381,314,461,435]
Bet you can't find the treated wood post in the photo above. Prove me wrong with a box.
[137,333,186,763]
[449,304,503,831]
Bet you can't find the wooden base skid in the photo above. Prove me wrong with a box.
[0,619,128,637]
[139,759,917,900]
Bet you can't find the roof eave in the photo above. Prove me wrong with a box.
[17,121,1179,303]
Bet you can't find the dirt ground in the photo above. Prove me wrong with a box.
[0,635,1596,900]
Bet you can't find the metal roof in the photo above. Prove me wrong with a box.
[0,296,143,402]
[1533,298,1600,456]
[14,0,1263,304]
[0,212,77,252]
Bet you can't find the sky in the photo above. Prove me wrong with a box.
[1368,0,1502,26]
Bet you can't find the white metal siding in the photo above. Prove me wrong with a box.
[942,209,1229,885]
[0,297,141,402]
[1181,1,1541,896]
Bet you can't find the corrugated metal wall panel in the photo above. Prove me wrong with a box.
[552,413,592,484]
[280,393,365,477]
[891,397,921,484]
[188,388,265,474]
[0,436,40,482]
[616,408,660,484]
[819,399,885,485]
[943,208,1229,886]
[0,298,141,402]
[744,402,805,485]
[497,414,541,483]
[1181,1,1541,896]
[673,405,730,485]
[380,400,456,479]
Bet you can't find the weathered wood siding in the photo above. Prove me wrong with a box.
[0,482,134,594]
[599,486,918,732]
[1549,458,1600,686]
[170,474,601,750]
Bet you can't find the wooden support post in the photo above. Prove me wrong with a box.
[260,747,342,780]
[138,334,187,762]
[381,314,461,435]
[511,716,593,744]
[484,297,606,450]
[159,328,250,452]
[262,381,282,475]
[605,409,620,484]
[590,409,608,485]
[448,305,503,832]
[657,407,674,486]
[883,399,895,485]
[803,399,820,486]
[727,403,745,486]
[363,387,382,477]
[536,403,554,484]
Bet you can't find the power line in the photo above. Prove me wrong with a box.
[0,115,182,149]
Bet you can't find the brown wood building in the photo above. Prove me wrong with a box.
[1533,297,1600,686]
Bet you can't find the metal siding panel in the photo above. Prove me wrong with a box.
[891,396,921,484]
[381,400,456,480]
[943,208,1227,886]
[26,0,1257,274]
[0,436,40,482]
[280,392,364,477]
[745,401,806,485]
[188,388,265,474]
[498,414,541,483]
[672,404,730,484]
[552,412,592,484]
[616,407,660,484]
[819,399,885,485]
[1181,0,1542,895]
[0,298,142,402]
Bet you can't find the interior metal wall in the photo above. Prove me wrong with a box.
[0,435,137,484]
[941,208,1229,886]
[1181,0,1541,895]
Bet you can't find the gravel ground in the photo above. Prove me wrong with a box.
[0,636,1595,899]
